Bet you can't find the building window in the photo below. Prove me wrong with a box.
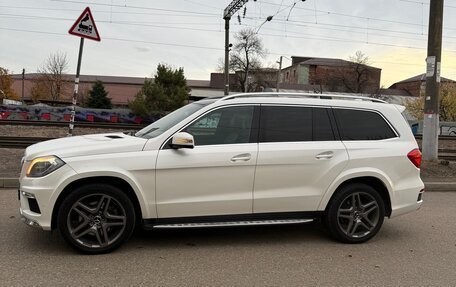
[286,71,289,80]
[293,70,296,77]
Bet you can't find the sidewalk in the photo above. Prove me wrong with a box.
[2,177,456,191]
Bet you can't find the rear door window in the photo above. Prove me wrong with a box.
[334,109,396,140]
[259,106,335,142]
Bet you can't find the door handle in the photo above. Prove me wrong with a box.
[315,151,334,160]
[231,153,251,162]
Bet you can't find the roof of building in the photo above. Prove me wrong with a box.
[393,73,456,84]
[290,56,381,70]
[12,73,211,88]
[378,88,414,97]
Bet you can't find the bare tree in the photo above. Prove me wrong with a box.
[229,29,266,92]
[336,51,375,93]
[31,52,70,101]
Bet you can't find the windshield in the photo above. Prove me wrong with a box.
[135,102,208,139]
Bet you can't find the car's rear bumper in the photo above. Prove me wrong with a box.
[390,187,424,218]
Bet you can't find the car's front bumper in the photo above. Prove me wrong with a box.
[19,164,80,231]
[20,207,42,229]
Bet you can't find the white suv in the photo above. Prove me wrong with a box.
[19,93,424,254]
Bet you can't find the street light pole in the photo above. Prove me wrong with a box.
[21,68,25,103]
[223,0,249,95]
[224,18,230,95]
[423,0,444,161]
[276,56,282,92]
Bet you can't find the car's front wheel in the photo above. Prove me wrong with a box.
[325,183,385,243]
[57,184,136,254]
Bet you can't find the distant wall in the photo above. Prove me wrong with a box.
[0,104,158,124]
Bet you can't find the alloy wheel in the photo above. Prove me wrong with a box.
[67,194,127,248]
[336,192,380,238]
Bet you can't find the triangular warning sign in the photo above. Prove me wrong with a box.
[68,7,101,41]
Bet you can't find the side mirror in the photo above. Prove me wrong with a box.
[170,132,195,149]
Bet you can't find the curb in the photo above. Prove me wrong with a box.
[0,178,20,188]
[1,178,456,192]
[424,182,456,192]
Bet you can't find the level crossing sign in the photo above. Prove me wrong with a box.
[68,7,101,41]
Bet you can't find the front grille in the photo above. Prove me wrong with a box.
[28,198,41,214]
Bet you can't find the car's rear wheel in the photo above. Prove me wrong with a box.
[57,184,136,254]
[325,183,385,243]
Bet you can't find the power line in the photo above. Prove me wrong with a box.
[49,0,221,16]
[0,5,219,17]
[2,26,456,71]
[182,0,221,11]
[259,0,428,27]
[5,8,456,49]
[399,0,456,8]
[240,21,456,45]
[4,10,455,43]
[0,13,223,31]
[0,27,224,51]
[3,11,456,51]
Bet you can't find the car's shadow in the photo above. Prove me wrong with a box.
[131,221,329,248]
[13,219,411,255]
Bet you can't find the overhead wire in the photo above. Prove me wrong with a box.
[2,0,456,71]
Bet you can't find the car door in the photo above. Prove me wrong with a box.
[253,105,349,213]
[155,105,259,218]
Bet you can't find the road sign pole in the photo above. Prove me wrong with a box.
[68,37,84,136]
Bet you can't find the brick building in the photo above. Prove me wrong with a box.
[210,68,278,92]
[280,56,381,93]
[11,74,224,106]
[388,73,456,97]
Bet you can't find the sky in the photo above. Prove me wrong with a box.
[2,0,456,87]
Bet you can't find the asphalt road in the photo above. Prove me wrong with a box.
[1,189,456,286]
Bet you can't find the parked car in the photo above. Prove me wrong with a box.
[19,93,424,254]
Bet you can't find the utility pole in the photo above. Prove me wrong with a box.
[276,56,282,92]
[21,68,25,103]
[224,18,230,95]
[223,0,249,95]
[423,0,444,161]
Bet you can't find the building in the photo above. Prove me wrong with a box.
[11,74,224,106]
[388,73,456,97]
[280,56,381,94]
[210,69,278,92]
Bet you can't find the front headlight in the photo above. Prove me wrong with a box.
[26,156,65,178]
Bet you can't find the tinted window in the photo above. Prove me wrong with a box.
[334,109,396,140]
[260,106,312,142]
[313,108,335,141]
[185,106,254,146]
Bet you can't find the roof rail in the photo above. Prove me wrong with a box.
[218,92,387,103]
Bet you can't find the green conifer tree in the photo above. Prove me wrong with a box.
[86,80,112,109]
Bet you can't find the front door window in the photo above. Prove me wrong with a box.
[185,106,254,146]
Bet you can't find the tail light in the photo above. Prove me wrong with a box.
[407,148,422,168]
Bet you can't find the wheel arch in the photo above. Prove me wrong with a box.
[319,173,393,217]
[51,176,144,230]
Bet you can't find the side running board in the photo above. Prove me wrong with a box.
[151,219,314,229]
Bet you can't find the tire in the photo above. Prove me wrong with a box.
[57,183,136,254]
[324,183,385,243]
